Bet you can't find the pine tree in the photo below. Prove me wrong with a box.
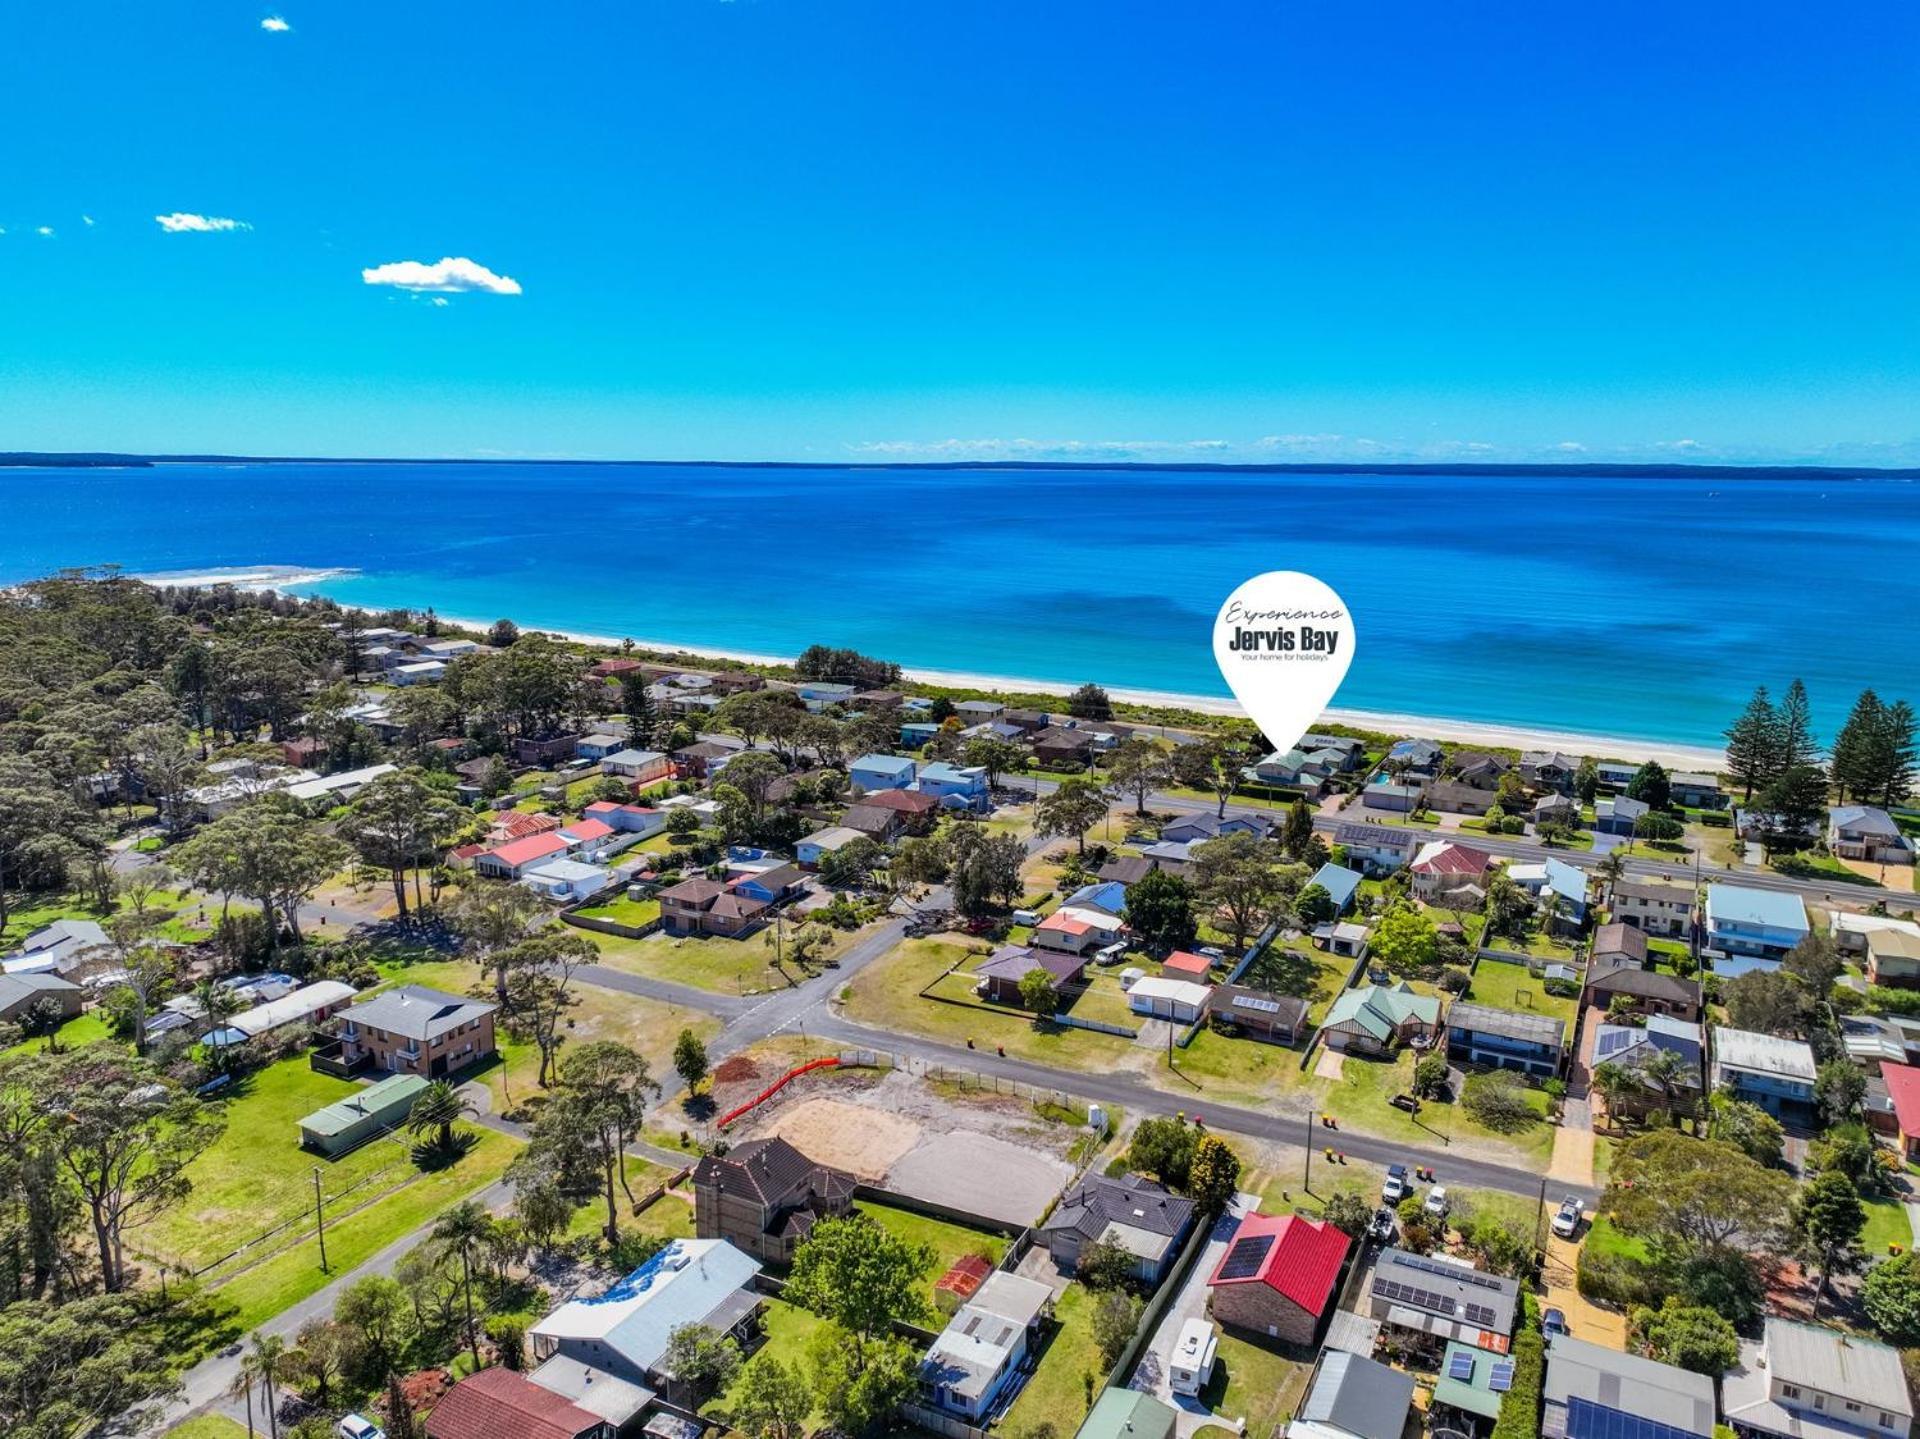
[1882,701,1918,807]
[1779,679,1818,772]
[1724,686,1780,801]
[1830,689,1884,802]
[621,671,656,751]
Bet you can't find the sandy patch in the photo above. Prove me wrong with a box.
[761,1097,922,1181]
[1542,1231,1626,1348]
[1314,1047,1346,1081]
[1839,856,1916,892]
[1547,1125,1595,1186]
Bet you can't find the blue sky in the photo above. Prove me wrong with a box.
[3,1,1917,463]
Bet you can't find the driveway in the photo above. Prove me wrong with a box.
[1129,1191,1258,1438]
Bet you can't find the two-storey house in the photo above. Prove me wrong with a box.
[1711,1026,1817,1117]
[1723,1319,1912,1439]
[1446,1000,1564,1079]
[1705,884,1809,976]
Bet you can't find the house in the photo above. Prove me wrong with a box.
[1589,920,1649,967]
[601,749,672,784]
[974,946,1086,1006]
[659,878,770,937]
[1669,772,1728,809]
[1161,811,1274,845]
[914,762,991,812]
[581,802,667,838]
[672,740,740,781]
[1313,921,1371,958]
[493,810,565,843]
[1704,884,1809,976]
[521,859,611,904]
[1320,983,1441,1056]
[1590,1015,1704,1116]
[1034,904,1126,956]
[1252,747,1339,789]
[1030,727,1097,768]
[1722,1318,1912,1439]
[0,971,82,1024]
[840,802,906,841]
[1521,750,1581,793]
[1039,1173,1195,1282]
[299,1073,429,1158]
[1593,794,1649,836]
[1,918,108,976]
[729,864,803,907]
[1098,854,1193,887]
[1361,781,1424,815]
[1711,1026,1817,1116]
[206,978,359,1047]
[1076,1388,1177,1439]
[1064,880,1129,915]
[1446,1001,1564,1078]
[391,659,447,686]
[1866,928,1920,988]
[1290,1351,1417,1439]
[1425,781,1496,816]
[337,985,498,1079]
[574,733,630,763]
[858,787,940,834]
[474,831,574,880]
[918,1270,1052,1421]
[1209,985,1310,1044]
[1531,792,1577,827]
[1447,752,1511,791]
[691,1136,857,1265]
[1429,1341,1509,1428]
[1584,958,1701,1021]
[1830,806,1915,863]
[1385,738,1444,775]
[951,699,1005,724]
[1308,862,1364,915]
[850,753,918,794]
[1206,1211,1349,1343]
[1509,858,1588,932]
[901,721,942,747]
[795,825,868,868]
[1366,1247,1519,1349]
[1410,841,1494,904]
[1299,732,1367,770]
[1543,1334,1715,1439]
[1333,822,1419,874]
[1880,1062,1920,1160]
[1610,878,1694,938]
[557,817,616,860]
[1832,911,1920,958]
[1125,975,1212,1023]
[1162,950,1214,980]
[531,1239,765,1393]
[426,1366,615,1439]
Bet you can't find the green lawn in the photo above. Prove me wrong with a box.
[3,1009,115,1057]
[566,1159,694,1242]
[164,1417,252,1439]
[1863,1196,1912,1260]
[1200,1331,1313,1439]
[1000,1284,1104,1435]
[1583,1213,1650,1265]
[0,885,213,949]
[1464,957,1578,1028]
[574,896,662,928]
[1320,1050,1556,1166]
[706,1298,833,1426]
[208,1126,518,1332]
[585,926,839,997]
[854,1199,1007,1308]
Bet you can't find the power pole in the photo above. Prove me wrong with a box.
[313,1168,330,1272]
[1303,1110,1315,1194]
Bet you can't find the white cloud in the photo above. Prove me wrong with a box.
[430,297,450,307]
[360,256,522,295]
[260,15,291,31]
[156,212,253,233]
[35,226,54,238]
[82,214,95,227]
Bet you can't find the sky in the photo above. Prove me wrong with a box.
[2,1,1917,464]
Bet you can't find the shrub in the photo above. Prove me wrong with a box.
[1463,1070,1539,1133]
[1576,1248,1660,1308]
[1490,1299,1544,1439]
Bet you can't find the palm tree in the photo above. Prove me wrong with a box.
[1593,847,1628,898]
[432,1201,496,1371]
[227,1365,259,1439]
[1637,1047,1693,1120]
[406,1079,476,1152]
[243,1332,290,1439]
[1589,1061,1643,1129]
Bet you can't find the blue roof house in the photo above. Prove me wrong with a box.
[915,762,991,812]
[901,721,941,747]
[850,753,917,794]
[1705,884,1810,977]
[1307,862,1364,916]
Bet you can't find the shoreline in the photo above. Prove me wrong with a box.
[133,565,1727,769]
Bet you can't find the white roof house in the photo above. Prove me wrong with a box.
[1712,1026,1818,1084]
[920,1270,1052,1416]
[1722,1318,1912,1439]
[209,979,358,1044]
[531,1239,763,1379]
[283,762,399,803]
[1126,976,1213,1020]
[2,918,109,975]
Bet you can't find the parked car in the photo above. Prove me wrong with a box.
[1552,1195,1584,1238]
[1198,945,1226,961]
[1095,941,1128,964]
[1383,1164,1411,1204]
[1542,1307,1570,1339]
[1424,1184,1450,1217]
[1012,909,1041,926]
[339,1418,386,1439]
[1369,1206,1397,1244]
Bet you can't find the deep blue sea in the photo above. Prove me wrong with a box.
[2,461,1914,750]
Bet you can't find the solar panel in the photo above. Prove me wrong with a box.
[1447,1351,1476,1382]
[1565,1398,1702,1439]
[1218,1233,1274,1280]
[1464,1303,1499,1328]
[1233,994,1282,1014]
[1488,1361,1515,1393]
[1392,1253,1509,1291]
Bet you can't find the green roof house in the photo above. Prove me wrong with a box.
[1074,1388,1177,1439]
[299,1073,430,1157]
[1321,981,1442,1056]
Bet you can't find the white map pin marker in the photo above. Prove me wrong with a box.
[1212,571,1356,755]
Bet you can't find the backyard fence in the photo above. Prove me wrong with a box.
[562,909,662,940]
[717,1056,842,1128]
[900,1404,995,1439]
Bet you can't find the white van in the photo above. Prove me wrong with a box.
[1169,1316,1218,1397]
[338,1416,386,1439]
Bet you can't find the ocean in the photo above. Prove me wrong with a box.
[2,460,1914,751]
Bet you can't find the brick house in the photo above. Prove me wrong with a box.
[691,1136,857,1265]
[337,984,498,1079]
[659,876,771,937]
[1206,1212,1350,1344]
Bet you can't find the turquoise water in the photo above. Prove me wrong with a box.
[2,460,1914,748]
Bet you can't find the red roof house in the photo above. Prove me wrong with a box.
[1163,951,1214,979]
[494,811,564,842]
[425,1366,610,1439]
[559,818,614,846]
[1882,1061,1920,1158]
[474,831,572,878]
[1206,1212,1350,1344]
